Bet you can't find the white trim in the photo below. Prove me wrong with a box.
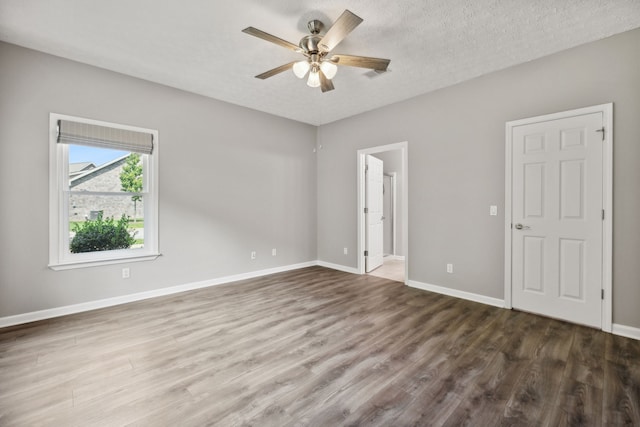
[48,253,161,270]
[612,324,640,341]
[316,260,359,275]
[504,119,513,309]
[0,261,316,328]
[602,104,614,333]
[385,255,405,261]
[385,172,398,256]
[49,113,160,270]
[408,280,505,308]
[504,103,613,332]
[357,142,409,284]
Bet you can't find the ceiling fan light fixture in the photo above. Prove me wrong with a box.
[292,60,310,79]
[307,68,321,87]
[320,61,338,80]
[243,10,390,93]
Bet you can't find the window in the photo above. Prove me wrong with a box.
[49,113,159,270]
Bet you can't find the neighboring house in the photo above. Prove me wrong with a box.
[68,161,95,178]
[69,154,143,221]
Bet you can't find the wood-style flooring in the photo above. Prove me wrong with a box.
[1,266,639,426]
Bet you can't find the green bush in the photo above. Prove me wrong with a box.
[70,213,137,253]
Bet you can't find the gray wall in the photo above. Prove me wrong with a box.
[2,28,639,331]
[0,42,317,318]
[372,150,405,257]
[317,28,640,329]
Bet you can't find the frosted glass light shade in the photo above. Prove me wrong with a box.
[292,60,310,79]
[320,61,338,79]
[307,70,320,87]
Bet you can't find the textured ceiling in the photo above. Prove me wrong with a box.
[1,1,639,125]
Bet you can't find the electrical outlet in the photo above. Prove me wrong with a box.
[122,267,130,279]
[272,248,277,256]
[251,251,256,260]
[446,264,453,274]
[344,247,348,255]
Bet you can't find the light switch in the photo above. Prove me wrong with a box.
[490,205,498,216]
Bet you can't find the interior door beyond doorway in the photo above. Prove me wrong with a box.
[365,155,384,272]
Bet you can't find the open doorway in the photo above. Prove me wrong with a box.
[357,142,408,284]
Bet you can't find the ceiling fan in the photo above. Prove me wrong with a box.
[242,10,390,93]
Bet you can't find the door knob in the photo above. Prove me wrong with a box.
[514,223,530,230]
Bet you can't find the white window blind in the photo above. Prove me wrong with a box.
[57,119,154,154]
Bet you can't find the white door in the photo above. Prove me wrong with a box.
[510,112,604,328]
[365,155,384,272]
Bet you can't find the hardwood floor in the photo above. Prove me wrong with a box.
[1,266,639,426]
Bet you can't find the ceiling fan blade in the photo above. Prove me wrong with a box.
[319,70,335,93]
[330,54,390,71]
[255,62,296,79]
[318,10,363,53]
[242,27,301,52]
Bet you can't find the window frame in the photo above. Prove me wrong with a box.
[48,113,160,270]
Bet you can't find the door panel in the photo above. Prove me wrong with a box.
[559,238,584,300]
[511,112,603,328]
[524,163,545,218]
[560,160,584,219]
[523,236,544,293]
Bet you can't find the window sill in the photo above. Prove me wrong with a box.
[48,253,161,271]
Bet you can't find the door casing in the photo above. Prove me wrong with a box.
[383,172,397,256]
[357,142,408,282]
[504,103,613,332]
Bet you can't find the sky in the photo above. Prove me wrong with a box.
[69,145,129,166]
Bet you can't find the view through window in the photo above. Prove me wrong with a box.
[68,146,145,252]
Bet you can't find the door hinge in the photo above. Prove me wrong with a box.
[602,209,605,220]
[601,289,604,300]
[364,207,369,214]
[365,164,369,173]
[596,127,605,141]
[364,250,369,257]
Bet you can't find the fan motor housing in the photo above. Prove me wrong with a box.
[299,19,325,54]
[299,34,322,54]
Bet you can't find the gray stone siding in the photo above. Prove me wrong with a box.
[69,157,144,223]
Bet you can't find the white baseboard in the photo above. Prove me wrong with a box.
[408,280,505,308]
[316,260,359,275]
[612,323,640,341]
[408,281,640,341]
[0,261,316,328]
[6,261,637,341]
[385,255,405,261]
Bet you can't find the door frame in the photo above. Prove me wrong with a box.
[383,172,397,256]
[357,142,408,283]
[504,103,613,332]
